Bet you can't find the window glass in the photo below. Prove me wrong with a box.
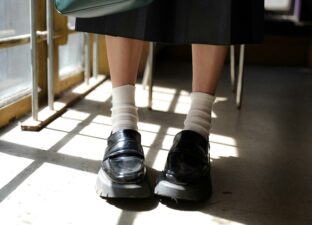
[0,0,31,107]
[0,0,30,38]
[58,33,84,78]
[265,0,292,11]
[58,17,84,78]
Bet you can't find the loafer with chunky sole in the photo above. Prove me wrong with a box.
[154,130,212,201]
[95,129,152,198]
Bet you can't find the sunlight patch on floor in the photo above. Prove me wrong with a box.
[46,110,91,133]
[57,134,106,160]
[134,211,246,225]
[135,84,149,107]
[151,98,175,112]
[61,110,91,121]
[136,85,178,111]
[46,116,82,133]
[215,96,228,104]
[210,143,238,159]
[212,96,229,118]
[91,115,112,126]
[0,163,124,225]
[0,126,67,151]
[210,133,238,159]
[0,153,34,190]
[172,90,190,114]
[161,134,175,150]
[150,149,168,171]
[138,122,161,133]
[140,130,159,147]
[210,133,237,146]
[79,122,111,139]
[167,127,183,136]
[84,82,112,103]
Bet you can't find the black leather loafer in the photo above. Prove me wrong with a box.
[154,130,212,201]
[95,129,152,198]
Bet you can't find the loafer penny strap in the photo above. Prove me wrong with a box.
[104,140,144,160]
[169,144,208,165]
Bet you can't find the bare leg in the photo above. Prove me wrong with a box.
[192,44,227,94]
[105,35,145,87]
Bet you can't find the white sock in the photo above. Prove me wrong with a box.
[111,85,138,133]
[183,92,216,140]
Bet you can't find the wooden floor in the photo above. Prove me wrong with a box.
[0,61,311,225]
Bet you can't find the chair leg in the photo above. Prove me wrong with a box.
[142,42,155,110]
[230,45,236,92]
[236,44,245,109]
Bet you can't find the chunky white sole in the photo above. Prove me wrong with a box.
[95,169,152,198]
[154,173,212,201]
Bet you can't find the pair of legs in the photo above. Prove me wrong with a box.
[97,35,227,201]
[106,35,227,95]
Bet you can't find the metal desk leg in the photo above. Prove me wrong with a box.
[230,45,236,92]
[142,42,155,110]
[30,0,38,120]
[93,34,99,79]
[84,33,91,85]
[236,44,245,109]
[47,0,54,110]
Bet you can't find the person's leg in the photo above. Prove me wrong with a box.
[96,36,151,198]
[183,44,227,139]
[155,44,227,201]
[105,35,145,133]
[191,44,227,94]
[106,35,144,87]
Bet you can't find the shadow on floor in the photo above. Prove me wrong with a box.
[1,62,312,225]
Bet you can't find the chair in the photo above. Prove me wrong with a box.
[142,43,246,109]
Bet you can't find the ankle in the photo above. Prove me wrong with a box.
[183,92,215,140]
[111,84,139,133]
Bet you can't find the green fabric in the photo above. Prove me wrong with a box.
[55,0,154,18]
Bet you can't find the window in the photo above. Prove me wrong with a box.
[0,3,96,128]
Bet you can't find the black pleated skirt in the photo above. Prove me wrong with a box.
[75,0,264,45]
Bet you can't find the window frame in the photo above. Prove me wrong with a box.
[0,1,86,128]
